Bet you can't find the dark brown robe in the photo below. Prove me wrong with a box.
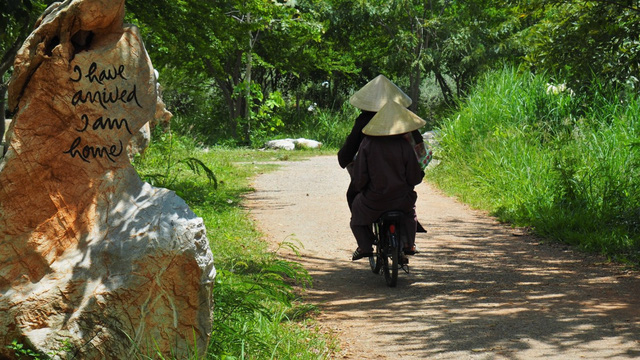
[349,134,424,252]
[337,111,376,210]
[337,111,376,169]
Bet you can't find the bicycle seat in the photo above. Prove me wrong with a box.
[378,211,405,223]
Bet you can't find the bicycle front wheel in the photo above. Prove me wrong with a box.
[370,250,383,274]
[370,223,383,274]
[383,234,399,287]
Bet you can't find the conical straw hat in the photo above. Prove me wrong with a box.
[362,101,426,136]
[349,74,412,112]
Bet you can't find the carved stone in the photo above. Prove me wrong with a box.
[0,1,215,358]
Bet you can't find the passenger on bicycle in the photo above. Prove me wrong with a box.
[349,101,426,261]
[338,74,412,209]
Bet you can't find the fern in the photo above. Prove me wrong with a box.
[178,157,218,189]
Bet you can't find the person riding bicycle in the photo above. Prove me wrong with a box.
[338,74,412,209]
[349,101,426,261]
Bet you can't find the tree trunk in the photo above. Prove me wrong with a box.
[244,51,252,141]
[1,21,30,113]
[206,60,238,139]
[243,14,252,142]
[1,34,26,147]
[204,51,246,140]
[434,71,454,106]
[0,83,6,143]
[409,65,420,113]
[0,96,4,157]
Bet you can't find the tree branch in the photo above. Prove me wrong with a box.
[0,22,30,75]
[584,0,640,13]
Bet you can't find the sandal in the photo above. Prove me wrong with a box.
[352,248,373,261]
[403,245,419,255]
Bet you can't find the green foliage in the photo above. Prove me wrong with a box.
[127,0,330,143]
[240,85,287,146]
[134,135,336,359]
[521,0,640,91]
[1,0,53,123]
[6,339,43,359]
[6,0,638,148]
[0,0,50,50]
[6,338,73,360]
[134,130,217,195]
[210,242,322,359]
[429,66,640,262]
[283,100,359,148]
[123,0,532,146]
[181,157,218,189]
[157,67,224,144]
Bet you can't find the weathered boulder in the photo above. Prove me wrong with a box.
[127,121,151,160]
[422,130,440,149]
[1,119,10,156]
[152,69,173,133]
[264,138,323,150]
[0,1,215,359]
[1,120,10,143]
[126,70,173,161]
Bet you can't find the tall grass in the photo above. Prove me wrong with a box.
[429,66,640,262]
[133,135,336,359]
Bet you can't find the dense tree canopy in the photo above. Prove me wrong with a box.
[521,0,640,90]
[1,0,639,144]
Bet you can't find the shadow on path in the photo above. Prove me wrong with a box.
[246,156,640,359]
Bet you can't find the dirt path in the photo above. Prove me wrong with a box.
[244,155,640,359]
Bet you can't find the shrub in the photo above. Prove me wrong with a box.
[429,65,640,262]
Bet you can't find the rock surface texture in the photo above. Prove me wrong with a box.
[0,1,215,358]
[264,138,323,150]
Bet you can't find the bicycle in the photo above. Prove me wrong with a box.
[368,210,410,287]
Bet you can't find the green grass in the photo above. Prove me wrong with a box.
[132,133,338,359]
[428,65,640,264]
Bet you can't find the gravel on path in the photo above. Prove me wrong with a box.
[245,155,640,359]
